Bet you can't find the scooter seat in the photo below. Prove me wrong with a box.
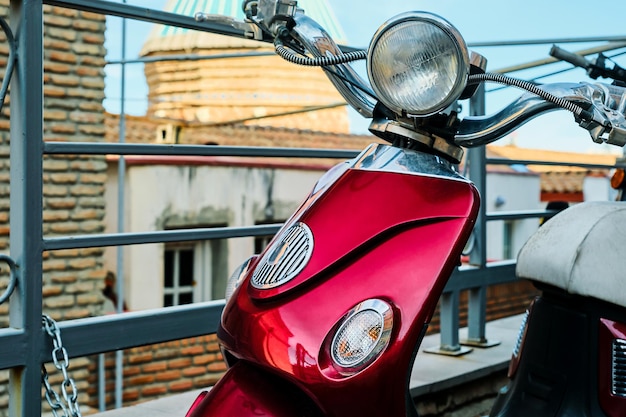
[516,201,626,308]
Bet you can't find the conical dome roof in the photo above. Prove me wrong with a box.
[141,0,347,55]
[140,0,351,134]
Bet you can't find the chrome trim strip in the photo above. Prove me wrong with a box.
[613,338,626,397]
[330,299,394,375]
[350,143,469,182]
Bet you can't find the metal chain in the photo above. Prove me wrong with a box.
[41,315,82,417]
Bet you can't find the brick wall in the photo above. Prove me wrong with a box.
[0,3,108,415]
[87,335,225,408]
[428,280,539,336]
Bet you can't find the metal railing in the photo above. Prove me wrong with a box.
[0,0,624,415]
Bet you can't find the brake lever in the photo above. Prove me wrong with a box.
[583,83,626,146]
[195,12,265,41]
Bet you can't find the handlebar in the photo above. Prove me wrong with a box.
[550,45,592,71]
[288,14,377,118]
[550,45,626,84]
[194,1,626,152]
[455,82,626,147]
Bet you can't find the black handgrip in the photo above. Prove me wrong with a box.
[550,45,590,70]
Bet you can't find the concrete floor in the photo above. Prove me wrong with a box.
[92,314,523,417]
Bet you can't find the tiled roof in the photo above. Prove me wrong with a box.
[487,145,617,172]
[104,113,619,196]
[104,112,383,170]
[488,144,619,199]
[104,113,377,149]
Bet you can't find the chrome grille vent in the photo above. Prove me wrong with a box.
[512,309,529,358]
[613,338,626,397]
[251,222,314,289]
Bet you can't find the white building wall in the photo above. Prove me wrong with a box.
[104,163,324,310]
[485,172,541,261]
[583,175,612,201]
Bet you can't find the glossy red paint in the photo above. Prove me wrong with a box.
[212,167,479,417]
[249,168,477,300]
[186,362,324,417]
[185,391,208,417]
[598,318,626,417]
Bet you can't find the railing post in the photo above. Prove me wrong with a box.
[463,84,500,348]
[8,0,44,416]
[424,290,471,356]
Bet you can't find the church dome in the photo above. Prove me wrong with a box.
[141,0,346,54]
[141,0,351,133]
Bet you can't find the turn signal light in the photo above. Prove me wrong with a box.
[328,299,393,376]
[611,169,625,190]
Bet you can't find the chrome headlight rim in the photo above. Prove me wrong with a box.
[329,299,394,375]
[367,11,470,117]
[224,256,254,302]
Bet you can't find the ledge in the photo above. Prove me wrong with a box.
[93,314,523,416]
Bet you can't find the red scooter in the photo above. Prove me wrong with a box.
[186,1,626,416]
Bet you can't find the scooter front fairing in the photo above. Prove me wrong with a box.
[185,361,324,417]
[197,144,480,417]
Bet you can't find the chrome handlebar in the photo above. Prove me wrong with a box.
[455,82,626,148]
[258,4,626,149]
[197,0,626,150]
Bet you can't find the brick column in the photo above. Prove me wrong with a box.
[0,3,108,415]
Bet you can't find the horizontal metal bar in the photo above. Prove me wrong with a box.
[42,0,362,54]
[107,51,276,65]
[492,42,626,74]
[43,0,254,40]
[444,260,518,292]
[44,142,360,159]
[40,301,225,361]
[0,263,515,368]
[0,328,27,369]
[468,36,626,48]
[487,157,624,170]
[486,209,556,221]
[44,224,283,251]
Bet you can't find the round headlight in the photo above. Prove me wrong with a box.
[367,12,470,117]
[330,299,393,375]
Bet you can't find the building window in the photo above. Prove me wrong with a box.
[502,220,515,260]
[163,238,228,306]
[254,220,284,254]
[163,245,194,307]
[254,234,274,254]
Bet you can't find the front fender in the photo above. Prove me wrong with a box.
[185,362,324,417]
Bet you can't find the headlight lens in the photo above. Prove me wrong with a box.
[330,299,393,375]
[224,256,254,302]
[367,11,469,117]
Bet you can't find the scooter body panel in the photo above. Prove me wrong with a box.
[209,145,480,417]
[490,285,626,417]
[185,362,324,417]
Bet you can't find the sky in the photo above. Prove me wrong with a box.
[104,0,626,155]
